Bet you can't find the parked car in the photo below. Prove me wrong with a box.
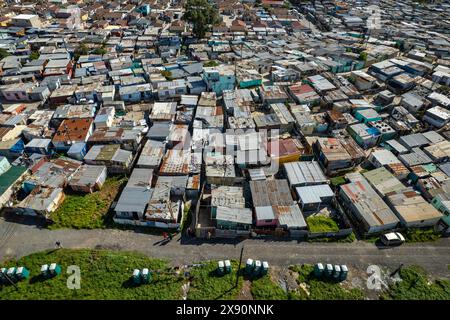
[380,232,405,246]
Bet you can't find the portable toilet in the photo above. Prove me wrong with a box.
[217,260,225,275]
[40,264,49,278]
[314,263,324,278]
[245,259,254,274]
[333,265,341,280]
[16,267,30,280]
[325,264,333,278]
[49,263,62,276]
[141,268,150,284]
[224,260,231,274]
[340,265,348,281]
[254,260,262,276]
[132,269,141,284]
[261,261,269,275]
[6,267,16,281]
[0,268,7,283]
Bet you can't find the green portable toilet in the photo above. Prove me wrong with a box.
[340,265,348,281]
[217,260,225,275]
[314,263,324,278]
[245,259,254,274]
[333,265,341,280]
[16,267,30,280]
[41,264,50,278]
[254,260,261,276]
[49,263,62,276]
[6,267,16,281]
[325,264,333,278]
[141,268,150,284]
[224,260,231,274]
[0,268,7,283]
[132,269,141,284]
[261,261,269,275]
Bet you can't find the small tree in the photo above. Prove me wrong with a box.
[359,52,368,61]
[183,0,220,39]
[161,70,173,80]
[204,60,219,67]
[0,48,11,60]
[29,51,40,60]
[73,42,89,61]
[92,47,107,55]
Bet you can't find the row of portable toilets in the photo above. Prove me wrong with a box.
[131,269,152,284]
[245,259,269,277]
[0,267,30,283]
[314,263,348,281]
[216,260,232,275]
[0,263,62,284]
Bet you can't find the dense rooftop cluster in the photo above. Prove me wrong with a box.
[0,0,449,239]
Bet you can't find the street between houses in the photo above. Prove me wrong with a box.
[1,218,449,278]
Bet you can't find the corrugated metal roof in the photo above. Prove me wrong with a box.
[284,161,328,186]
[340,173,399,228]
[250,179,295,207]
[296,184,334,204]
[276,205,307,229]
[216,206,252,225]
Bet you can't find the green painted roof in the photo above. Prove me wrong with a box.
[0,166,27,195]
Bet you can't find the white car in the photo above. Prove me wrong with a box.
[380,232,405,246]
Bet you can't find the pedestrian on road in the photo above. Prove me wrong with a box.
[169,233,173,240]
[163,232,168,240]
[55,241,62,249]
[207,231,211,240]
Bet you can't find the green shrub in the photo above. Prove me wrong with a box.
[251,275,287,300]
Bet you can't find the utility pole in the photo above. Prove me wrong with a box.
[235,246,244,287]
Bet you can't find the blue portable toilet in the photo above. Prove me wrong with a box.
[16,267,30,280]
[49,263,62,276]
